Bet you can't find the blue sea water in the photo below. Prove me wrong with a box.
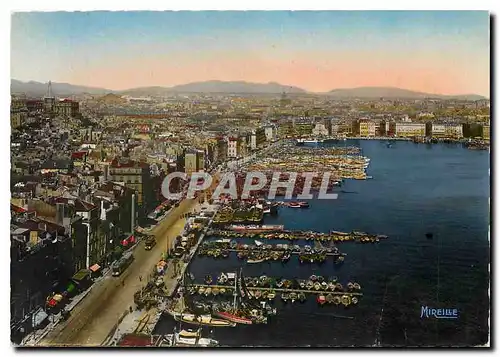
[154,140,490,347]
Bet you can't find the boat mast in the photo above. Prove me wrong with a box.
[232,270,238,313]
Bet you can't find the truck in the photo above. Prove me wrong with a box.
[144,235,157,250]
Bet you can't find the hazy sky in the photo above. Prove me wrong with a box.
[11,11,490,96]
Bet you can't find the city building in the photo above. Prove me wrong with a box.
[55,99,80,117]
[482,124,490,140]
[390,122,426,137]
[227,137,238,158]
[183,150,198,175]
[425,123,464,138]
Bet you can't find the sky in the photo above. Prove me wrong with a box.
[11,11,490,96]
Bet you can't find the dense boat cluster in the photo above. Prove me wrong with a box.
[240,143,372,181]
[209,229,388,243]
[197,239,346,264]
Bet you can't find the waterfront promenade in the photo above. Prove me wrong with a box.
[38,198,198,347]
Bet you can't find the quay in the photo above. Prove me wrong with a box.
[187,284,363,296]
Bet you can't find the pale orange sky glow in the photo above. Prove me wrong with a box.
[63,52,489,95]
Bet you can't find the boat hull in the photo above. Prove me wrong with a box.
[215,311,253,325]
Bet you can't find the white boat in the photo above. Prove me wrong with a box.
[165,328,218,347]
[254,240,264,247]
[172,313,236,327]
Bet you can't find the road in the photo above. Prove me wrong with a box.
[39,198,199,347]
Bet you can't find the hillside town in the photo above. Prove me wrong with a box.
[10,82,490,344]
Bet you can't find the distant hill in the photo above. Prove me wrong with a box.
[11,80,485,100]
[326,86,486,101]
[166,80,306,94]
[97,93,127,104]
[11,79,111,97]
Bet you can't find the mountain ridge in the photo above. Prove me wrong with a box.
[11,79,487,100]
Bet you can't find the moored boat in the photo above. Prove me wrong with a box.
[341,295,352,307]
[317,294,327,305]
[215,311,253,325]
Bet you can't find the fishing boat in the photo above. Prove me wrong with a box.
[289,292,298,303]
[215,311,253,325]
[198,286,206,295]
[298,280,306,289]
[317,294,327,305]
[212,287,219,296]
[298,292,306,303]
[347,282,355,290]
[218,273,228,285]
[254,290,262,299]
[321,281,328,290]
[331,230,349,236]
[252,277,259,286]
[281,293,289,302]
[352,297,359,305]
[267,290,276,300]
[281,251,291,263]
[306,280,314,290]
[204,287,212,297]
[341,295,352,307]
[229,225,284,232]
[258,275,268,286]
[317,276,324,283]
[333,296,341,305]
[335,283,343,291]
[219,288,226,295]
[288,202,301,208]
[353,283,361,290]
[172,313,236,327]
[326,294,334,304]
[205,275,213,284]
[336,256,345,264]
[327,282,336,291]
[164,328,218,347]
[247,257,267,264]
[310,274,318,281]
[276,279,284,288]
[314,282,322,291]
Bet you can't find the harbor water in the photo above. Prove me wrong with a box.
[153,140,490,347]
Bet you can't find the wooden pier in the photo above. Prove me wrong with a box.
[187,284,363,296]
